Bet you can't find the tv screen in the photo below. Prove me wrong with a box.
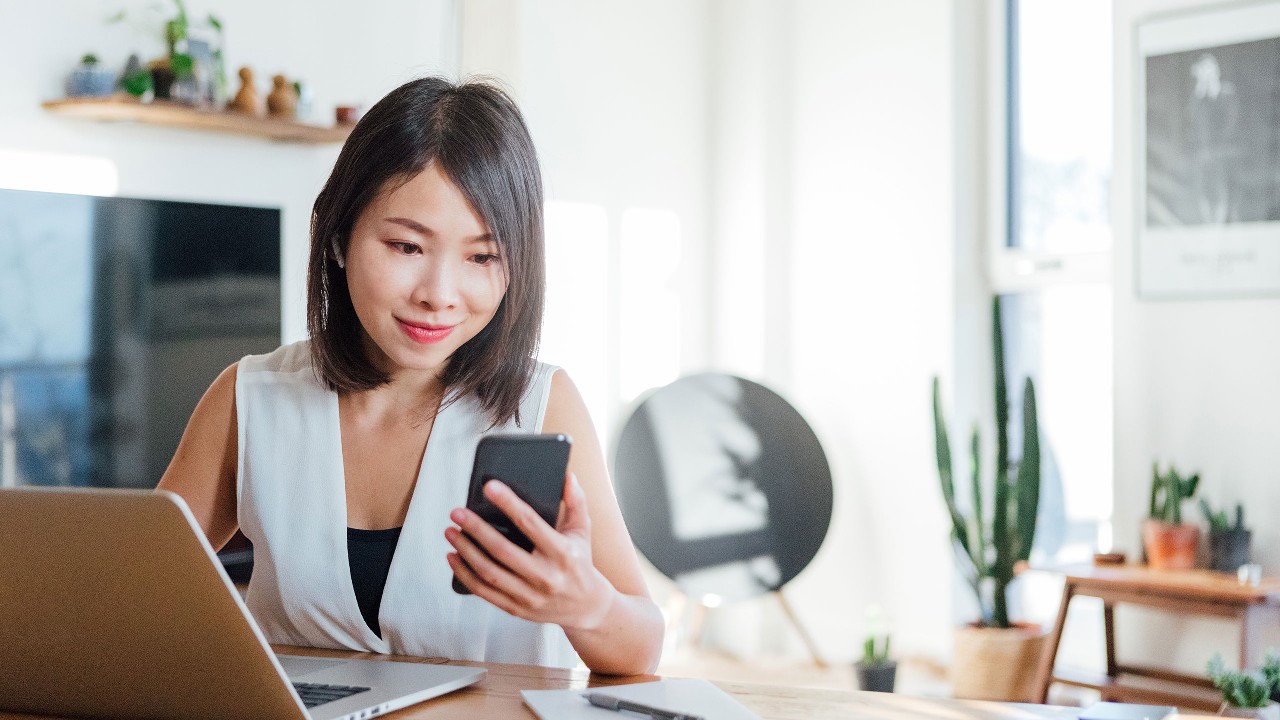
[0,188,281,490]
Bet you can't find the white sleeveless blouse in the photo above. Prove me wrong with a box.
[234,340,578,667]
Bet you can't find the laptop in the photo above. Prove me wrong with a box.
[0,487,486,720]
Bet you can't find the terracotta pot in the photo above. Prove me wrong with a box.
[951,623,1047,702]
[1142,519,1201,570]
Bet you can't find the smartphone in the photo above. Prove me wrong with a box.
[452,433,572,594]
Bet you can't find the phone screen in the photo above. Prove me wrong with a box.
[453,433,571,594]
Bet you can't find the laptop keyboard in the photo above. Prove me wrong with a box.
[293,682,372,709]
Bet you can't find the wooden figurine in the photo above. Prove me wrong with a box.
[266,74,297,119]
[228,66,261,116]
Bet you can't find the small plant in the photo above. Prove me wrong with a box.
[862,633,891,666]
[1201,499,1246,533]
[1149,463,1199,523]
[1208,652,1280,708]
[80,53,100,66]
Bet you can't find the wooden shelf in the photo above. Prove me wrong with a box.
[42,96,352,144]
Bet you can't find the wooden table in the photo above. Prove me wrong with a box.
[0,643,1082,720]
[1032,564,1280,710]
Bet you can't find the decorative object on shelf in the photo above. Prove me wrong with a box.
[335,105,363,125]
[202,14,227,106]
[148,58,176,101]
[119,54,152,98]
[266,75,297,119]
[1202,500,1252,574]
[1092,551,1126,566]
[1241,563,1264,587]
[1142,464,1200,570]
[854,606,896,693]
[66,54,116,97]
[228,66,262,116]
[108,0,224,106]
[932,296,1045,702]
[293,80,314,121]
[1208,652,1280,720]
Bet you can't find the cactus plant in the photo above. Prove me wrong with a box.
[1201,499,1245,533]
[932,296,1040,629]
[862,634,891,666]
[1149,464,1199,523]
[1208,652,1280,709]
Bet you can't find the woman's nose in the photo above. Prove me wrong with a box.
[413,260,460,310]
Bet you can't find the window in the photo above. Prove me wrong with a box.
[995,0,1114,569]
[541,202,684,451]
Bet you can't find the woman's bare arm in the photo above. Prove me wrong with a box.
[156,363,240,551]
[446,370,664,675]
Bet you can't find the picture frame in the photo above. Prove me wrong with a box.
[1136,0,1280,299]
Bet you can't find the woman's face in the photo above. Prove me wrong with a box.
[344,162,508,379]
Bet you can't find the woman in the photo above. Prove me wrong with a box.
[158,77,663,676]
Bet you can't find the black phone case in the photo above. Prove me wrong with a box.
[452,433,571,594]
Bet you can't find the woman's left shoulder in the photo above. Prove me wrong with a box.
[539,366,591,431]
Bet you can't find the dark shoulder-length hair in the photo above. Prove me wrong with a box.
[307,76,545,427]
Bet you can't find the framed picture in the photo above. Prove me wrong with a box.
[1137,1,1280,298]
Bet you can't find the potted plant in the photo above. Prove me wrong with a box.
[109,0,206,102]
[854,632,896,692]
[1142,464,1200,570]
[66,54,117,98]
[1208,652,1280,720]
[1201,500,1252,573]
[932,296,1044,702]
[854,606,896,692]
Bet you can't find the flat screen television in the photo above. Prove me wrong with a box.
[0,188,281,496]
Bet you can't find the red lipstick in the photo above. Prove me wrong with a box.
[397,318,455,344]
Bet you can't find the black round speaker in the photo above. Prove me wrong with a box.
[613,373,833,603]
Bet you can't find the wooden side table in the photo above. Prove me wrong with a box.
[1032,565,1280,710]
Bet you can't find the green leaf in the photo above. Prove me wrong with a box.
[170,52,194,78]
[1149,463,1160,518]
[121,69,153,97]
[208,13,223,32]
[969,426,986,577]
[1014,378,1039,563]
[933,379,969,559]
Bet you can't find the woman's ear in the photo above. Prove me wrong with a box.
[330,236,345,269]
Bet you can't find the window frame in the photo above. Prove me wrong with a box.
[987,0,1113,293]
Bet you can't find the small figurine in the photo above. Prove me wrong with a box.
[266,74,297,119]
[228,66,261,116]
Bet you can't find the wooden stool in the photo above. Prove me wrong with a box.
[1032,565,1280,710]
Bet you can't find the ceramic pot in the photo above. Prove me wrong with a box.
[67,65,116,97]
[854,660,897,693]
[951,623,1047,702]
[151,67,176,100]
[1208,528,1252,573]
[1142,519,1200,570]
[1220,701,1280,720]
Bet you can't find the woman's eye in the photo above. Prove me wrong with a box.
[390,241,421,255]
[473,253,499,266]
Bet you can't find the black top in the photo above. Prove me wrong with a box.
[347,526,402,639]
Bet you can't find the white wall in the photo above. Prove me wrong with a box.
[461,0,961,664]
[0,0,459,342]
[1114,0,1280,671]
